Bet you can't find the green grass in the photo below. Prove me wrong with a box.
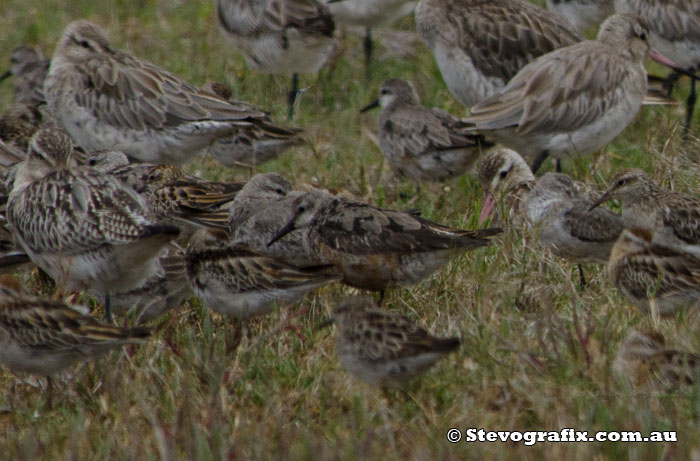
[1,0,700,459]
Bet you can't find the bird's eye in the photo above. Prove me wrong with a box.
[380,89,389,95]
[640,32,647,40]
[275,188,284,194]
[499,170,508,178]
[617,179,625,186]
[88,159,97,166]
[298,206,306,213]
[80,40,90,49]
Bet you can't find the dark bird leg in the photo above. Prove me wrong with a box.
[684,75,696,138]
[663,71,681,97]
[555,159,562,173]
[530,151,549,174]
[577,264,586,288]
[104,294,113,323]
[364,28,373,81]
[287,73,299,120]
[377,290,385,306]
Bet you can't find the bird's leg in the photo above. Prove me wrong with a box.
[530,151,549,174]
[577,264,586,288]
[287,73,299,120]
[683,76,696,139]
[555,159,562,173]
[104,294,113,323]
[377,290,386,306]
[663,71,681,97]
[364,28,373,81]
[226,317,243,355]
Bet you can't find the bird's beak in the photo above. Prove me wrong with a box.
[360,99,380,113]
[649,49,700,80]
[0,70,11,82]
[267,219,296,247]
[587,190,613,212]
[478,191,496,226]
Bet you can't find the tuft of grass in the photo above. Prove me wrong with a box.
[2,0,700,458]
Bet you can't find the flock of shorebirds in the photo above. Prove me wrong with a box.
[0,0,699,395]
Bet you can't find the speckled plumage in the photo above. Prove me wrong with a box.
[216,0,337,75]
[464,14,659,165]
[268,188,501,291]
[44,21,286,165]
[608,228,700,317]
[415,0,582,107]
[1,45,50,107]
[364,78,491,184]
[589,169,700,256]
[613,329,700,390]
[331,297,460,387]
[0,284,150,376]
[185,229,339,319]
[6,129,180,297]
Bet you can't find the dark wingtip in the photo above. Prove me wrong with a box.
[434,337,461,352]
[145,224,181,238]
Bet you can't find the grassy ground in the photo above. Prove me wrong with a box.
[1,0,700,459]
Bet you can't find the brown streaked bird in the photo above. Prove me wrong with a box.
[216,0,338,118]
[546,0,614,34]
[464,14,685,173]
[203,82,304,167]
[6,128,180,321]
[361,78,492,184]
[329,297,461,388]
[415,0,583,109]
[146,164,243,232]
[607,228,700,317]
[185,229,340,320]
[44,20,288,166]
[0,103,43,152]
[614,0,700,135]
[267,188,501,296]
[613,329,700,390]
[478,147,536,227]
[588,168,700,256]
[0,281,150,377]
[0,45,50,107]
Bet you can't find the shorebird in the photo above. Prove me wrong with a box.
[44,20,286,165]
[0,103,43,152]
[6,128,180,321]
[0,45,49,107]
[415,0,582,108]
[146,164,243,232]
[525,173,623,264]
[0,280,150,377]
[361,78,491,184]
[326,0,416,77]
[267,188,501,296]
[204,81,304,167]
[613,329,700,390]
[107,247,191,323]
[464,14,685,173]
[607,228,700,317]
[84,149,157,195]
[546,0,614,34]
[216,0,338,119]
[588,169,700,256]
[526,172,623,285]
[478,147,536,227]
[185,229,340,320]
[229,173,318,265]
[614,0,700,135]
[328,297,460,387]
